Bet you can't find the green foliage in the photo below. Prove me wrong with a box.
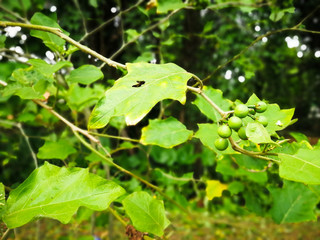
[123,191,170,237]
[2,162,125,228]
[37,139,77,160]
[269,181,319,224]
[140,117,193,148]
[1,0,320,238]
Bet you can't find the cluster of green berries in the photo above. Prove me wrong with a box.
[214,101,268,151]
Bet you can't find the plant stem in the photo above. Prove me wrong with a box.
[89,131,140,143]
[0,21,126,70]
[108,207,128,226]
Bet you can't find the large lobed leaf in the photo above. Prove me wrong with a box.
[279,148,320,184]
[2,162,125,228]
[269,181,319,224]
[123,191,170,237]
[88,63,192,129]
[140,117,193,148]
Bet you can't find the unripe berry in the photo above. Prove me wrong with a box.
[256,115,268,127]
[228,116,242,131]
[214,137,229,151]
[238,127,248,140]
[217,125,232,138]
[234,104,249,118]
[255,101,267,113]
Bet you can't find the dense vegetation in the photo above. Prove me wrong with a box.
[1,0,320,239]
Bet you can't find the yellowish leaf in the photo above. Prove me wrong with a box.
[206,180,227,200]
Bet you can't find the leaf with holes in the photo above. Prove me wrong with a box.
[88,62,192,129]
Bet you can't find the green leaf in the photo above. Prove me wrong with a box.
[157,0,186,14]
[66,84,105,111]
[194,123,235,154]
[37,139,77,160]
[289,132,309,143]
[246,94,295,136]
[123,191,170,237]
[227,181,244,195]
[246,122,274,144]
[140,117,193,148]
[193,86,232,122]
[3,162,125,228]
[0,183,5,219]
[206,180,227,200]
[88,63,192,129]
[30,12,69,53]
[66,65,104,85]
[28,59,73,77]
[0,35,6,48]
[270,7,295,22]
[269,181,318,224]
[279,148,320,184]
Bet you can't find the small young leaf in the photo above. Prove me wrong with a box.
[88,62,192,129]
[66,65,104,85]
[37,139,77,160]
[269,181,318,224]
[246,122,274,144]
[206,180,227,200]
[3,162,125,228]
[28,59,73,77]
[157,0,186,14]
[279,148,320,184]
[140,117,193,148]
[123,191,170,237]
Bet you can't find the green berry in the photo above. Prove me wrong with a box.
[255,101,267,113]
[217,125,232,138]
[249,108,256,115]
[228,116,242,131]
[238,127,248,140]
[234,104,249,118]
[214,137,229,151]
[256,115,268,127]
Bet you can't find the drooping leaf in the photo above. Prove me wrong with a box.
[206,180,227,200]
[123,191,170,237]
[88,63,192,129]
[194,123,235,154]
[157,0,186,14]
[37,139,77,160]
[246,94,295,136]
[269,181,318,224]
[66,65,104,85]
[28,59,73,77]
[270,7,295,22]
[3,162,125,228]
[193,86,232,122]
[0,183,5,219]
[2,67,53,100]
[289,132,309,143]
[30,12,69,53]
[279,148,320,184]
[140,117,193,148]
[246,122,274,144]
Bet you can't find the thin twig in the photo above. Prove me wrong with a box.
[72,0,88,35]
[89,131,140,143]
[0,5,29,23]
[33,100,100,143]
[108,207,128,226]
[79,0,145,43]
[109,8,182,60]
[0,21,126,70]
[202,5,320,82]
